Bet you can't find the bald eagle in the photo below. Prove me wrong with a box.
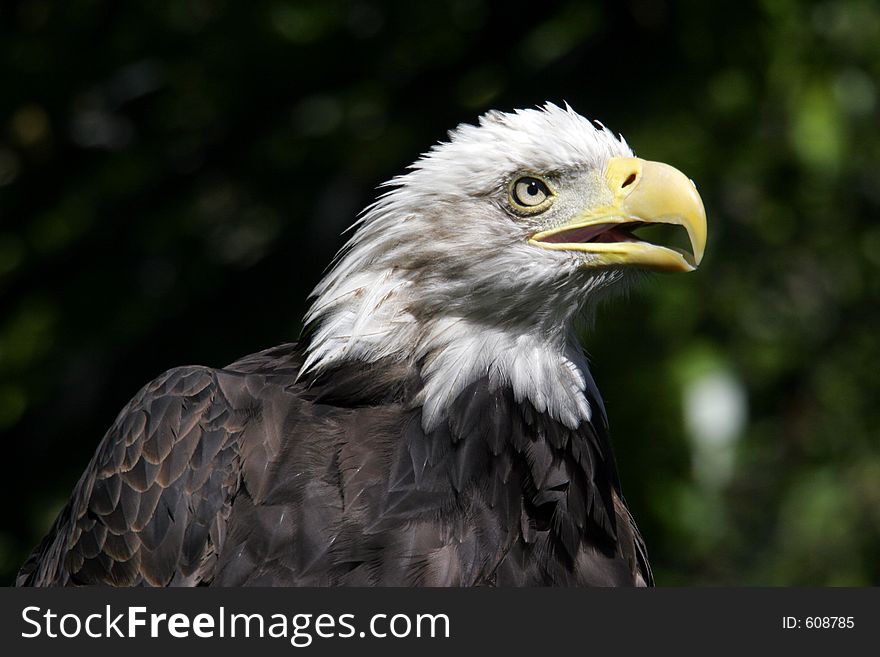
[17,104,706,587]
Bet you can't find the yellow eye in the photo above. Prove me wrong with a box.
[510,176,552,210]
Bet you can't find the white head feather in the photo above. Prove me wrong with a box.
[302,103,634,430]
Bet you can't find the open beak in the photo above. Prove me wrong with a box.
[528,157,707,272]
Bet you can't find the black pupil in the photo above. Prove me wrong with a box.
[527,181,540,196]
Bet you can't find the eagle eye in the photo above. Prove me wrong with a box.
[510,176,553,212]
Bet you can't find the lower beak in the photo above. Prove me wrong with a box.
[528,157,707,272]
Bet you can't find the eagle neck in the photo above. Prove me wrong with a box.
[413,317,596,432]
[302,270,603,433]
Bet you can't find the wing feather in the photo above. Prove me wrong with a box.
[16,366,245,586]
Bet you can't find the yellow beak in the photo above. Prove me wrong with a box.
[529,157,707,272]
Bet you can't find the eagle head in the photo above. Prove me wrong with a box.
[303,103,707,430]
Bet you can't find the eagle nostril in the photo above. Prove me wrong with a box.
[621,172,637,189]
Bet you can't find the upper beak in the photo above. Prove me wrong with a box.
[529,157,707,272]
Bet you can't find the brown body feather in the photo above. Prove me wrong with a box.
[16,343,651,587]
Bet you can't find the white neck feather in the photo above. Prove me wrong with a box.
[301,265,609,431]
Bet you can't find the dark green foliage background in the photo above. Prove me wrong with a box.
[1,0,878,585]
